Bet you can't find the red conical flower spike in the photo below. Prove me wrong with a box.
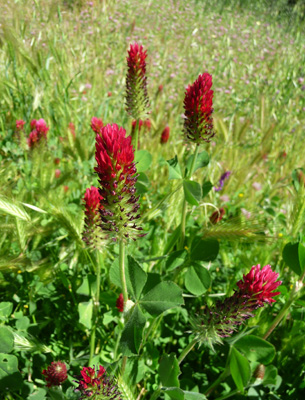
[126,43,149,120]
[82,186,104,248]
[183,73,214,144]
[94,123,144,241]
[42,361,68,387]
[191,264,282,347]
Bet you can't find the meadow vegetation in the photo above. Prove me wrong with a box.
[0,0,305,399]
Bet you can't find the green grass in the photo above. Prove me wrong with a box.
[0,0,305,399]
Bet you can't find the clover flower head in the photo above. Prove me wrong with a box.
[125,42,149,120]
[183,73,214,144]
[94,123,144,242]
[75,365,122,399]
[42,361,68,387]
[191,264,282,347]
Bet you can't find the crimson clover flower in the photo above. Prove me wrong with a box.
[191,264,282,347]
[116,293,124,312]
[82,186,104,248]
[209,207,225,224]
[94,123,144,242]
[16,119,26,131]
[75,365,122,399]
[126,42,149,120]
[131,119,151,133]
[183,73,215,144]
[236,264,282,305]
[42,361,68,387]
[161,126,170,144]
[91,117,104,134]
[28,118,49,148]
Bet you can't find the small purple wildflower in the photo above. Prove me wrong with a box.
[214,171,231,192]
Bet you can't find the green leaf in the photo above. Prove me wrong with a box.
[159,353,181,387]
[186,151,209,174]
[262,365,278,386]
[140,282,184,315]
[190,238,219,262]
[120,305,146,355]
[234,335,275,364]
[0,327,14,353]
[167,156,182,180]
[164,224,182,254]
[76,275,96,296]
[110,257,147,300]
[183,180,202,206]
[0,196,30,221]
[21,203,47,214]
[135,150,152,172]
[166,250,188,272]
[164,388,184,400]
[202,181,213,199]
[298,243,305,273]
[184,264,211,295]
[230,347,251,393]
[15,316,30,331]
[78,300,93,329]
[126,256,147,300]
[0,353,22,390]
[135,172,150,194]
[0,302,13,318]
[184,392,207,400]
[283,242,303,275]
[48,388,65,400]
[27,387,47,399]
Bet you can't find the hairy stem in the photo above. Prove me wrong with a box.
[177,337,198,364]
[119,239,128,304]
[89,251,102,366]
[179,144,200,249]
[134,119,140,153]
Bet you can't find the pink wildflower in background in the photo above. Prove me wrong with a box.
[68,122,76,138]
[55,169,61,178]
[42,361,68,387]
[91,117,103,134]
[28,118,49,148]
[183,73,215,143]
[131,119,151,133]
[16,120,25,130]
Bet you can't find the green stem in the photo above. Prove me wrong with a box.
[177,337,198,364]
[89,251,102,366]
[204,367,231,397]
[179,144,200,250]
[150,385,162,400]
[204,348,231,397]
[263,268,305,340]
[134,119,140,153]
[119,239,128,304]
